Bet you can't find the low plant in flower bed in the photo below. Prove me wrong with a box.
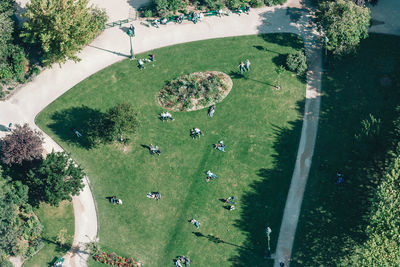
[158,71,232,111]
[93,251,142,266]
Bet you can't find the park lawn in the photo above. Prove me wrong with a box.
[36,34,306,266]
[292,34,400,265]
[24,201,74,267]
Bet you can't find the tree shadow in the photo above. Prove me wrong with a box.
[0,124,9,132]
[291,33,400,265]
[227,112,304,266]
[48,105,108,149]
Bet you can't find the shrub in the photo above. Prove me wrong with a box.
[286,50,307,75]
[264,0,287,6]
[250,0,264,7]
[226,0,242,9]
[158,71,231,111]
[200,0,224,10]
[0,63,13,82]
[143,9,153,17]
[0,259,13,267]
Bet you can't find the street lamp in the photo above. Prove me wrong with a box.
[127,24,135,60]
[324,35,329,57]
[265,226,272,258]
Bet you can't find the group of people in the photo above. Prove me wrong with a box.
[160,111,174,121]
[147,192,161,200]
[225,196,237,211]
[214,140,225,152]
[138,54,156,70]
[149,143,162,155]
[238,59,251,74]
[190,128,203,139]
[110,196,123,205]
[175,256,191,267]
[206,170,218,182]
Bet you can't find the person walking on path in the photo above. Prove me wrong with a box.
[245,59,251,71]
[8,122,12,131]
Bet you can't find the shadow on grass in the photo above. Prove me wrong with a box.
[48,105,107,149]
[228,71,275,87]
[291,34,400,265]
[192,232,248,249]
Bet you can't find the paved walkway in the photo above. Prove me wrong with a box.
[2,0,321,266]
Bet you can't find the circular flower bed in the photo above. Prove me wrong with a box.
[158,71,232,111]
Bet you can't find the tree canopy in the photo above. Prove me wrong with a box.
[27,151,85,206]
[0,124,44,165]
[20,0,107,66]
[105,103,139,141]
[317,0,370,56]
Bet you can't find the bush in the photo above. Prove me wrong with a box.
[250,0,264,7]
[286,50,307,75]
[226,0,242,9]
[143,9,153,17]
[0,259,13,267]
[200,0,224,10]
[264,0,287,6]
[0,63,13,82]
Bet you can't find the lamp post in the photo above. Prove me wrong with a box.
[127,24,135,60]
[324,35,329,57]
[265,226,272,258]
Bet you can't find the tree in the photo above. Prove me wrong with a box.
[20,0,108,66]
[27,151,85,206]
[0,124,43,165]
[275,65,285,90]
[317,0,370,56]
[56,228,68,248]
[286,50,307,75]
[105,103,139,142]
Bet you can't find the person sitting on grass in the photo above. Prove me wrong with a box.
[335,171,344,184]
[190,128,203,139]
[160,111,174,121]
[208,105,215,117]
[190,219,200,229]
[175,258,182,267]
[149,144,162,155]
[225,196,236,205]
[138,59,145,70]
[72,128,82,137]
[206,170,218,182]
[228,205,235,211]
[147,192,161,200]
[214,140,225,152]
[111,196,122,205]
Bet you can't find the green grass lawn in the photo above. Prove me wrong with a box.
[292,34,400,265]
[24,201,74,267]
[36,34,306,266]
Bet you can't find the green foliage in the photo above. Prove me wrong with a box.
[0,173,42,259]
[27,151,85,206]
[21,0,108,66]
[226,0,242,9]
[0,259,13,267]
[105,103,139,141]
[250,0,264,7]
[264,0,287,6]
[339,151,400,266]
[0,0,29,85]
[317,0,370,56]
[159,72,230,111]
[286,50,307,75]
[200,0,224,10]
[143,9,153,17]
[0,63,13,82]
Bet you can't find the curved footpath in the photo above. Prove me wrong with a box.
[2,0,322,266]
